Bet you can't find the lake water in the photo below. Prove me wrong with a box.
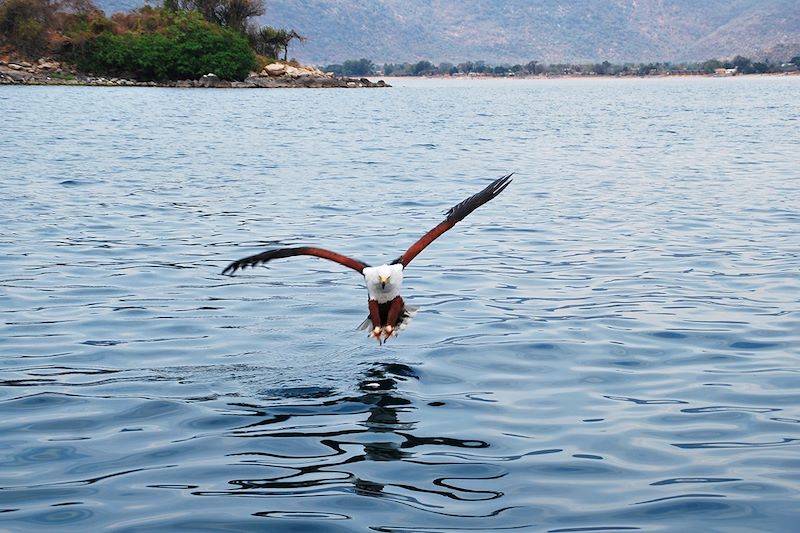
[1,77,799,532]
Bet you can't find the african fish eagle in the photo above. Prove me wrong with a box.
[222,173,513,343]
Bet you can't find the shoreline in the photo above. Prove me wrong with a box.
[386,71,800,81]
[0,76,390,88]
[5,72,796,88]
[2,57,796,88]
[0,59,390,88]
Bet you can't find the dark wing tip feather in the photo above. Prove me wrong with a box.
[445,172,514,222]
[221,259,252,276]
[221,248,287,276]
[221,261,238,276]
[221,258,251,276]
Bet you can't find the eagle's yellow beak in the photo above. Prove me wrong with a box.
[379,275,390,288]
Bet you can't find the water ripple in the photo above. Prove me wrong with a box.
[1,79,799,531]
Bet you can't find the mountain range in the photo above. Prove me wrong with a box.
[94,0,800,65]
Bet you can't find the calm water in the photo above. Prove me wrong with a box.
[1,77,799,532]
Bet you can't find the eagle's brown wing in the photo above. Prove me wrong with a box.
[393,173,513,267]
[222,246,369,275]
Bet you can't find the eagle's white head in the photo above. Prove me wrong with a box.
[363,263,404,303]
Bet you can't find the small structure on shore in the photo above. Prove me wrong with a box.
[714,67,738,76]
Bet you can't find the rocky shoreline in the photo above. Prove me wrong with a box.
[0,59,390,88]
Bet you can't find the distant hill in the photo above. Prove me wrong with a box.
[93,0,800,65]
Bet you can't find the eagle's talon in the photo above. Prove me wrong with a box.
[370,326,383,345]
[382,325,395,342]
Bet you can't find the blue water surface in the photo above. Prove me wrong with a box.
[1,77,799,532]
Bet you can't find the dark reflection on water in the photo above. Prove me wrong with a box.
[210,363,503,510]
[2,78,800,531]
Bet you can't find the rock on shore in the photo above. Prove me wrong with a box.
[0,59,390,88]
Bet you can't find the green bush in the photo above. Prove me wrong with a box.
[66,9,256,80]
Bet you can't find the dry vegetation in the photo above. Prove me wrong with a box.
[0,0,305,80]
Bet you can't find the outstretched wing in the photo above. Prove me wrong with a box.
[222,246,369,275]
[393,173,513,267]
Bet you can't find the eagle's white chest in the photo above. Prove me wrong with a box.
[363,263,404,303]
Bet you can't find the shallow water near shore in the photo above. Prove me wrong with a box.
[1,77,799,532]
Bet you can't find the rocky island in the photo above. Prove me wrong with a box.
[0,0,388,89]
[0,57,389,88]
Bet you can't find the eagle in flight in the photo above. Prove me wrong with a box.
[222,174,513,344]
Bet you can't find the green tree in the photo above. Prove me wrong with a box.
[594,60,611,75]
[472,60,490,73]
[639,63,659,75]
[340,57,374,76]
[457,61,474,73]
[730,55,752,73]
[701,58,723,74]
[412,60,433,75]
[493,64,508,75]
[437,61,456,75]
[751,61,771,73]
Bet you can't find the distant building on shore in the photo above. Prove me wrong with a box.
[714,67,738,76]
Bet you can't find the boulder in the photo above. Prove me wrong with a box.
[264,63,286,77]
[315,77,345,88]
[37,58,60,70]
[245,76,284,88]
[284,65,303,78]
[4,70,28,82]
[198,73,230,88]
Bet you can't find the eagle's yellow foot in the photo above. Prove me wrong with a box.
[382,325,396,342]
[370,326,383,345]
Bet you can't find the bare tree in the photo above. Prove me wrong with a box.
[248,25,304,60]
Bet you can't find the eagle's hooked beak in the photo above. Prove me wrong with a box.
[379,275,390,289]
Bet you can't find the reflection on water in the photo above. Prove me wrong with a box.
[215,363,499,508]
[1,78,799,531]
